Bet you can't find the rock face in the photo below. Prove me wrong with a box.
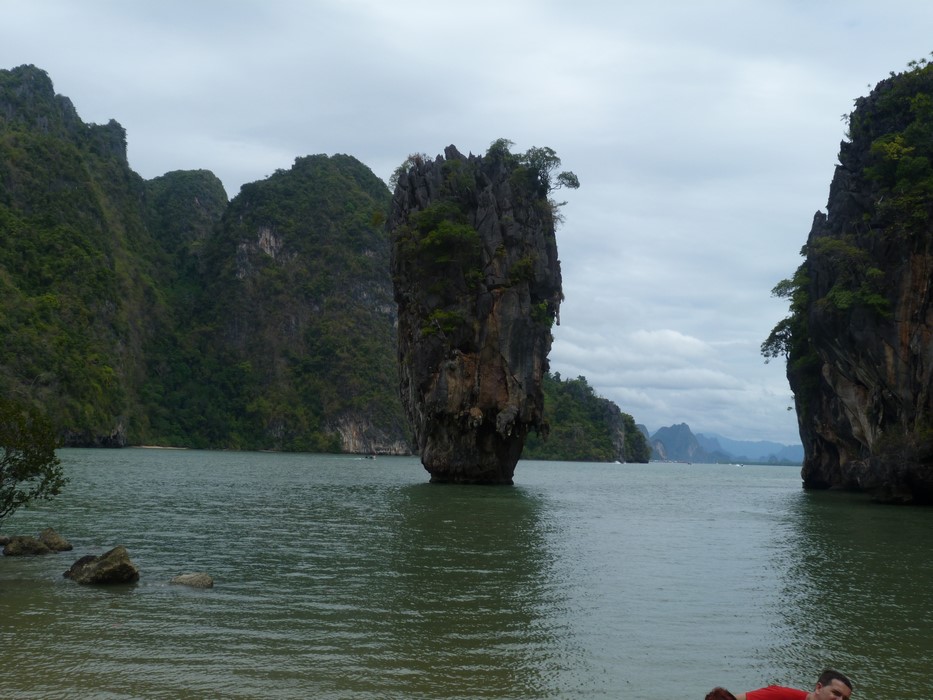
[64,545,140,584]
[1,528,72,555]
[38,528,73,552]
[649,423,714,462]
[3,536,51,556]
[771,64,933,503]
[389,145,563,483]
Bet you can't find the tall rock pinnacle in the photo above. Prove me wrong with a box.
[388,143,566,483]
[764,63,933,503]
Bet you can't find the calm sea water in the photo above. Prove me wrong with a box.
[1,449,931,699]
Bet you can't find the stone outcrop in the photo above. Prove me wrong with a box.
[3,535,51,556]
[332,416,412,456]
[2,528,72,555]
[777,64,933,503]
[38,527,73,551]
[64,545,140,584]
[388,145,563,483]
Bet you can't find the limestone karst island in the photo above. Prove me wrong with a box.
[763,60,933,504]
[389,144,567,484]
[1,61,931,500]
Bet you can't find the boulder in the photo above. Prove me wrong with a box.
[169,572,214,588]
[38,528,73,552]
[63,545,140,584]
[3,535,52,556]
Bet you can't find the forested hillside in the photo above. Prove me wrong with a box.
[523,373,650,463]
[0,65,165,445]
[0,64,644,458]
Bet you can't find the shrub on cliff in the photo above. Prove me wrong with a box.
[0,397,65,525]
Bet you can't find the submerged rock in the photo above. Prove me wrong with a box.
[388,144,565,483]
[63,545,140,584]
[169,572,214,588]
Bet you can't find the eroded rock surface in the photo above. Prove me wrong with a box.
[38,528,73,552]
[3,536,51,556]
[389,145,563,483]
[64,545,140,584]
[775,66,933,503]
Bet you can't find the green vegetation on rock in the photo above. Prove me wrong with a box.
[1,66,638,460]
[764,57,933,500]
[523,373,650,463]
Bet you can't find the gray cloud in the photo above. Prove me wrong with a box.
[4,0,931,443]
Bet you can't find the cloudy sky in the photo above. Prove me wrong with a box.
[3,1,931,444]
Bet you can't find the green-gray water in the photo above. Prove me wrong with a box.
[1,449,931,699]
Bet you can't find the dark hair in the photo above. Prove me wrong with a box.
[818,669,853,691]
[705,688,737,700]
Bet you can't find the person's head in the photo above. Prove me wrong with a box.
[705,688,737,700]
[813,669,853,699]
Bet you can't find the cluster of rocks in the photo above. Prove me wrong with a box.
[2,528,213,588]
[1,527,73,555]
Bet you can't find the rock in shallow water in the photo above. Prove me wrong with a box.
[38,527,73,552]
[63,545,140,584]
[2,528,72,555]
[388,145,563,484]
[3,535,52,556]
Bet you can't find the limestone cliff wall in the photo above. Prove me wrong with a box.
[388,145,562,483]
[786,65,933,503]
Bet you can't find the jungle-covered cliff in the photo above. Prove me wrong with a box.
[0,64,167,446]
[523,373,650,463]
[0,64,406,452]
[0,64,642,459]
[764,60,933,503]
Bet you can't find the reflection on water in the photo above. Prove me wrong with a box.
[371,483,564,698]
[775,491,933,699]
[2,452,932,699]
[0,451,575,699]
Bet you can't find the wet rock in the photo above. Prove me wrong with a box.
[169,572,214,588]
[3,535,52,556]
[63,545,140,584]
[38,528,73,552]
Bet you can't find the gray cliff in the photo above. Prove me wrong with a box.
[767,64,933,503]
[388,145,563,483]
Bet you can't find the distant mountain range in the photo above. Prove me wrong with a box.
[638,423,803,465]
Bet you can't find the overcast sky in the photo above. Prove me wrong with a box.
[3,1,931,444]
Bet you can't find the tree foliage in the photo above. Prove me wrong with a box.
[523,373,649,462]
[1,66,594,453]
[0,397,65,524]
[763,56,933,415]
[485,138,580,199]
